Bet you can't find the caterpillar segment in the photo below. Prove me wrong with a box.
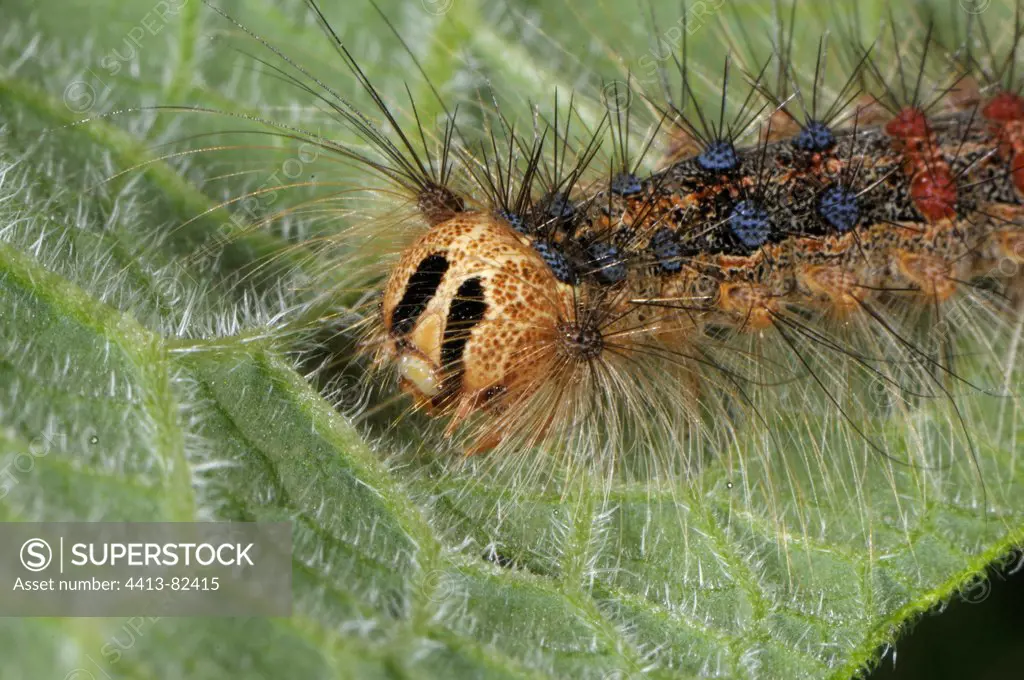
[378,87,1024,448]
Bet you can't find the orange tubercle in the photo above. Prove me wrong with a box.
[895,252,957,301]
[798,264,862,314]
[718,282,776,330]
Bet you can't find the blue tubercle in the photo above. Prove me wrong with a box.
[794,120,836,152]
[729,200,772,248]
[497,209,528,234]
[697,140,740,173]
[544,192,575,219]
[587,242,628,284]
[611,172,643,196]
[817,186,860,232]
[649,228,683,274]
[532,240,575,284]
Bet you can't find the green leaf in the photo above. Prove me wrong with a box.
[2,1,1023,679]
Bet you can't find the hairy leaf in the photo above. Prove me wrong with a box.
[1,1,1022,679]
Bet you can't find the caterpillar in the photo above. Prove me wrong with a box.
[259,0,1024,470]
[133,0,1024,505]
[5,0,1023,677]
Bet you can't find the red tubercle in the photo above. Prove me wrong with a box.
[886,108,939,176]
[982,95,1024,160]
[898,138,941,174]
[885,107,931,141]
[982,92,1024,124]
[910,167,957,222]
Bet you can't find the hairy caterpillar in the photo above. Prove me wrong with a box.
[225,0,1024,473]
[7,0,1024,677]
[116,0,1024,500]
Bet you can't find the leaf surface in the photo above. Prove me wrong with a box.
[1,1,1022,679]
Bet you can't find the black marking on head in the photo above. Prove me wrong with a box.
[392,254,449,335]
[532,240,576,284]
[649,228,683,274]
[497,209,528,234]
[794,120,836,152]
[728,200,772,249]
[440,277,488,381]
[697,140,740,173]
[611,172,643,196]
[586,242,628,285]
[818,186,860,232]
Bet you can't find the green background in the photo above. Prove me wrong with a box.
[0,0,1022,678]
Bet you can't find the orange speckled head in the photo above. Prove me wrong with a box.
[379,211,578,430]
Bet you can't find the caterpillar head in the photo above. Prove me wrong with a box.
[378,212,594,437]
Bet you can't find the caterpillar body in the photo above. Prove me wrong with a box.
[295,3,1023,477]
[63,0,1021,505]
[379,106,1024,455]
[128,0,1021,486]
